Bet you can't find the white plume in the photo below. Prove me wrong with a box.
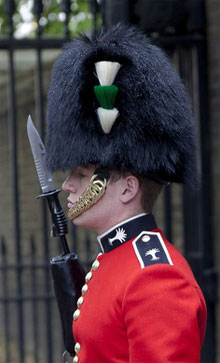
[97,107,119,134]
[95,61,121,86]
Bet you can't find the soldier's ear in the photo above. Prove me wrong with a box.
[120,175,140,204]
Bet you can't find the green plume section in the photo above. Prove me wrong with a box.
[94,85,118,109]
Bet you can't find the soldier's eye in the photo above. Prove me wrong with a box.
[79,173,86,178]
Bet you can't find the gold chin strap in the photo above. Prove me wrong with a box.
[67,174,107,221]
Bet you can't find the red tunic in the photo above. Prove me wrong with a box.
[72,214,207,363]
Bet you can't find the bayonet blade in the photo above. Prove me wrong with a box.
[27,115,55,193]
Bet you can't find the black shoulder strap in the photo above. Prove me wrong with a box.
[132,231,173,268]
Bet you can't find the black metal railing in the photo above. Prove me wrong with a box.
[0,236,54,362]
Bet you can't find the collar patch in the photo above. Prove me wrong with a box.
[108,228,127,246]
[97,214,157,253]
[133,231,173,268]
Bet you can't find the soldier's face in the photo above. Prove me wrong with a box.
[62,165,123,234]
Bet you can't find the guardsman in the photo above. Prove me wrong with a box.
[46,24,207,363]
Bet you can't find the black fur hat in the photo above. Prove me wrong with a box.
[46,24,197,186]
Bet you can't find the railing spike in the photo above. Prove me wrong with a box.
[33,0,43,19]
[33,0,44,37]
[4,0,16,37]
[61,0,71,38]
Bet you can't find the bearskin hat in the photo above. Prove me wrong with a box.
[46,24,197,186]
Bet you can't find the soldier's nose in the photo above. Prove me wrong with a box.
[62,176,76,193]
[62,178,69,192]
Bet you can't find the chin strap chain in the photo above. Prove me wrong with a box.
[67,173,107,221]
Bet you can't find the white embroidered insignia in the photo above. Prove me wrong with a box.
[108,228,127,246]
[145,248,160,261]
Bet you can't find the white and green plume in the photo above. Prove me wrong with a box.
[94,61,121,134]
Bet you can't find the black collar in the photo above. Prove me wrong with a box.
[97,213,157,253]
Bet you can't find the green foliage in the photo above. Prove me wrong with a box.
[0,1,8,35]
[0,0,101,38]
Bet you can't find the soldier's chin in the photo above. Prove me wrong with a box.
[71,212,95,230]
[71,214,82,225]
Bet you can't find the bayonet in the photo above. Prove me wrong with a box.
[27,115,55,193]
[27,115,69,254]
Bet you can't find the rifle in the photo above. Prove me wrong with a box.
[27,116,85,357]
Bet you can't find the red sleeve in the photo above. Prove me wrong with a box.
[122,264,206,363]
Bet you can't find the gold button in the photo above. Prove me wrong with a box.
[73,356,79,362]
[75,342,81,354]
[77,296,84,308]
[92,260,100,271]
[73,309,80,321]
[142,235,150,242]
[85,271,92,282]
[81,284,88,295]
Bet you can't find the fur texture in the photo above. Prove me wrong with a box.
[46,24,197,186]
